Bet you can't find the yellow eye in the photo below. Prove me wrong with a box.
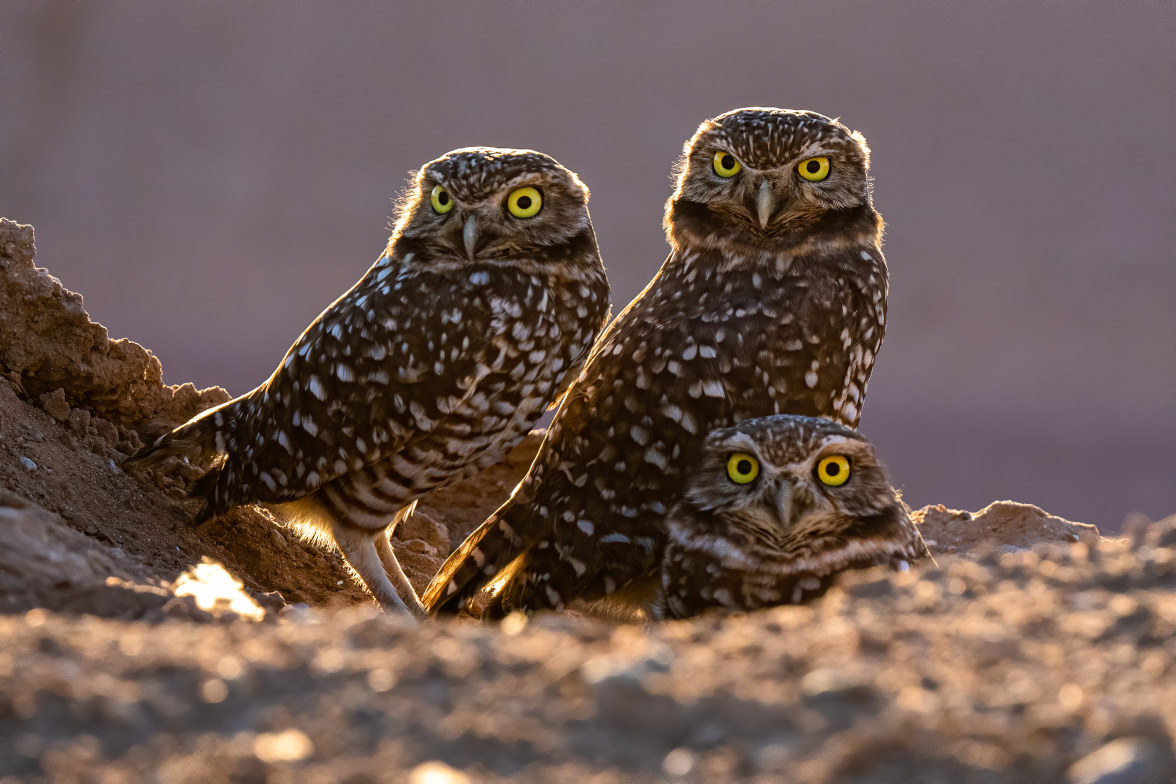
[712,150,742,178]
[431,184,454,214]
[726,452,759,484]
[797,156,830,182]
[816,455,851,486]
[507,186,542,218]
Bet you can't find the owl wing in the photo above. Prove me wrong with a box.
[226,257,518,506]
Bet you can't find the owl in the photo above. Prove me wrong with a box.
[424,107,890,618]
[128,147,611,618]
[652,415,924,620]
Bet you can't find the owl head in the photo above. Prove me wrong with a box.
[659,415,925,617]
[665,107,875,248]
[390,147,595,263]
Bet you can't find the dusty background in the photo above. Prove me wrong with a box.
[1,217,1174,783]
[1,2,1173,528]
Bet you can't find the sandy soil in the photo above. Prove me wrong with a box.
[1,217,1173,783]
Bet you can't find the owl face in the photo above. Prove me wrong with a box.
[394,147,593,263]
[674,416,906,565]
[657,415,922,618]
[666,108,873,245]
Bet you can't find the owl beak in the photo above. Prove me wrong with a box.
[462,215,479,262]
[774,482,793,528]
[755,180,775,229]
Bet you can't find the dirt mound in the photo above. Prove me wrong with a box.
[0,216,1173,782]
[0,217,533,616]
[2,517,1173,783]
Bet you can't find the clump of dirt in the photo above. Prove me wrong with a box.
[915,500,1100,555]
[0,216,1173,783]
[0,219,229,440]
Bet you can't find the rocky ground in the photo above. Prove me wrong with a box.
[0,217,1173,783]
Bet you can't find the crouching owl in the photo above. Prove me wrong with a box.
[129,147,610,618]
[654,415,926,620]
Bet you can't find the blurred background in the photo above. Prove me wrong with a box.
[1,2,1172,528]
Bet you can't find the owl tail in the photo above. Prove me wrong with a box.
[125,396,247,522]
[422,500,534,615]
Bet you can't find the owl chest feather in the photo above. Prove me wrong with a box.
[389,266,605,469]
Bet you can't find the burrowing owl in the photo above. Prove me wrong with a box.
[653,415,924,620]
[424,108,890,618]
[130,147,610,618]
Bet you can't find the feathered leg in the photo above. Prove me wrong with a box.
[373,531,427,619]
[331,521,419,619]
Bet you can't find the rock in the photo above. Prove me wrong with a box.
[913,501,1099,555]
[94,418,119,446]
[394,506,450,553]
[1066,737,1176,784]
[18,456,37,471]
[37,388,70,423]
[66,406,91,434]
[0,492,127,612]
[408,762,470,784]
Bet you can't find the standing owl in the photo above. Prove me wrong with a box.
[653,415,924,620]
[129,147,610,618]
[424,108,890,618]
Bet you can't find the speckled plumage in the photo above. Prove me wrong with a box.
[424,108,889,618]
[129,147,610,617]
[653,415,925,620]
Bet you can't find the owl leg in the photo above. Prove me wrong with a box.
[331,521,423,619]
[373,531,428,619]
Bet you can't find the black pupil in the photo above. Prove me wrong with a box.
[806,160,821,174]
[737,459,753,476]
[437,191,450,205]
[825,462,840,476]
[516,195,532,209]
[721,154,734,170]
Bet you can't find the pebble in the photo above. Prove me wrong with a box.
[404,539,437,556]
[408,761,470,784]
[662,747,696,777]
[1066,737,1176,784]
[18,456,37,471]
